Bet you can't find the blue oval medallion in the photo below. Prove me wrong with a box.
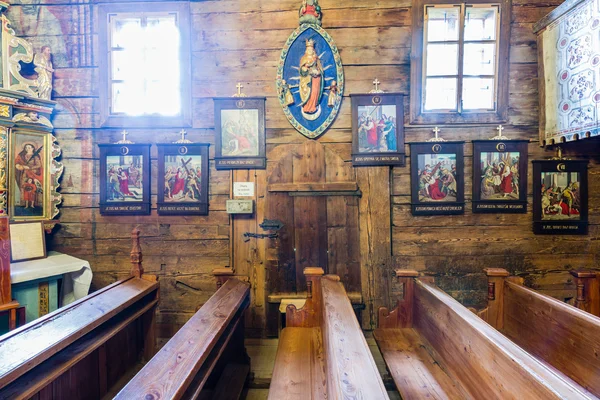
[276,21,344,139]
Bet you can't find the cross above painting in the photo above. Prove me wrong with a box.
[276,0,344,139]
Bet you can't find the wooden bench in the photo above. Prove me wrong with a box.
[115,271,251,400]
[570,269,599,317]
[481,268,600,397]
[0,229,159,399]
[375,270,596,400]
[269,267,388,400]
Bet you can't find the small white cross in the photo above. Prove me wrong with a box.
[497,125,504,135]
[433,126,441,139]
[236,83,244,96]
[373,78,381,92]
[179,129,187,142]
[121,130,129,142]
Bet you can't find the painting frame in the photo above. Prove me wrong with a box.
[157,143,210,216]
[9,221,46,262]
[410,141,465,216]
[350,93,405,167]
[8,129,53,222]
[214,97,266,170]
[533,159,588,235]
[472,140,529,213]
[99,143,151,215]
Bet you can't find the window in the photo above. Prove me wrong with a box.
[410,0,510,125]
[98,3,191,128]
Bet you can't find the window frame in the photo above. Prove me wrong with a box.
[98,2,192,128]
[410,0,511,125]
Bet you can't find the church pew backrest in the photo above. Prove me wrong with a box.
[501,280,600,396]
[320,276,389,399]
[0,275,158,389]
[413,279,594,400]
[114,278,250,400]
[0,275,159,398]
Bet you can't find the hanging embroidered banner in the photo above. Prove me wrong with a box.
[276,1,344,139]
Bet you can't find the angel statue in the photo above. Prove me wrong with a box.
[299,0,322,25]
[34,46,54,100]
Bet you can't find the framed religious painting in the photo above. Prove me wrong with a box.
[157,143,209,215]
[214,97,266,170]
[350,93,405,166]
[410,141,465,216]
[533,159,588,235]
[472,140,529,213]
[99,144,151,215]
[8,130,53,221]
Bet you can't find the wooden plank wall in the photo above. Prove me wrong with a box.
[8,0,599,337]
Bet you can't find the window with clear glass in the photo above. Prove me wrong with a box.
[411,1,509,125]
[99,3,191,128]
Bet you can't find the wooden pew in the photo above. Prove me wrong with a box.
[375,270,596,400]
[0,229,159,399]
[114,269,251,400]
[269,268,388,400]
[481,268,600,397]
[570,269,600,317]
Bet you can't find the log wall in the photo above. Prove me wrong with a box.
[9,0,599,337]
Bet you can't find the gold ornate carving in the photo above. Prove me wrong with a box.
[0,127,7,191]
[0,105,10,117]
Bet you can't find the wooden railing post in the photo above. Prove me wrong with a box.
[130,228,143,278]
[483,268,510,329]
[286,267,324,328]
[570,270,600,317]
[378,270,418,328]
[213,267,235,290]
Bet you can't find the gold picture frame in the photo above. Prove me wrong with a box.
[8,130,52,221]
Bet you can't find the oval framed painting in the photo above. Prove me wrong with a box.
[276,22,344,139]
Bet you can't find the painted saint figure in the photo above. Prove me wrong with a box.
[299,39,324,120]
[15,143,43,207]
[34,46,54,100]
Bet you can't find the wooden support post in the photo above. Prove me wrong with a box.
[130,228,144,278]
[570,270,600,317]
[378,270,418,329]
[483,268,510,330]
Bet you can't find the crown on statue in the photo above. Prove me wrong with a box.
[306,38,315,48]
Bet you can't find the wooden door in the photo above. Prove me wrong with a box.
[265,142,361,295]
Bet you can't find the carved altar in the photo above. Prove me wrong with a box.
[0,1,62,227]
[534,0,600,146]
[0,1,62,331]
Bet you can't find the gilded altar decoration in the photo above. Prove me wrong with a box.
[13,112,53,129]
[0,3,60,227]
[276,0,344,139]
[33,47,54,100]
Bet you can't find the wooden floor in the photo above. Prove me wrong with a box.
[242,333,401,399]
